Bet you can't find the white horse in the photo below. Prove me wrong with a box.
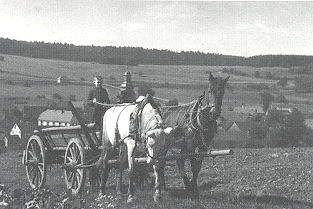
[98,95,172,203]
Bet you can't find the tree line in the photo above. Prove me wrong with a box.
[1,37,313,67]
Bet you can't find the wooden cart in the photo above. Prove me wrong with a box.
[22,102,102,195]
[22,101,233,195]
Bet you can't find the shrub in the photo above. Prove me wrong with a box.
[6,79,14,85]
[265,108,306,147]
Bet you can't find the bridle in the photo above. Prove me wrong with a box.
[188,90,222,149]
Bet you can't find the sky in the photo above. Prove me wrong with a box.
[1,1,313,57]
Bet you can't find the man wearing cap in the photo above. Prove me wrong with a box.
[87,76,110,128]
[116,71,136,103]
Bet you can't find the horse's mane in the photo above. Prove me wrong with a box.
[139,96,164,138]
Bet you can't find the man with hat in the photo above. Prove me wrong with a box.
[87,76,110,129]
[116,71,136,103]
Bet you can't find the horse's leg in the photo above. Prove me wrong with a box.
[158,160,166,190]
[125,138,136,203]
[153,159,166,202]
[189,155,204,199]
[99,149,111,196]
[176,146,191,190]
[116,144,127,200]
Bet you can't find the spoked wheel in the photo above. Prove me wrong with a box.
[25,135,46,189]
[64,138,86,195]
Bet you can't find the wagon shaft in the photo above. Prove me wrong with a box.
[157,149,234,161]
[68,101,98,151]
[106,149,234,165]
[62,162,82,172]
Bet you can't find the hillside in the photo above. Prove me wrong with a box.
[1,53,313,112]
[2,37,313,67]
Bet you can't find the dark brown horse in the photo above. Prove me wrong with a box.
[161,72,229,198]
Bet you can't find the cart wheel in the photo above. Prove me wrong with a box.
[25,135,46,189]
[89,168,102,191]
[64,138,86,195]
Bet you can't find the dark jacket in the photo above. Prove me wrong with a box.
[88,87,110,125]
[88,86,110,104]
[117,81,136,103]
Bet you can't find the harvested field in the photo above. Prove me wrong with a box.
[1,147,313,208]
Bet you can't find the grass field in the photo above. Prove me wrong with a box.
[2,148,313,208]
[2,54,313,113]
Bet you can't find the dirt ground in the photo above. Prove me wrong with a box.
[1,147,313,208]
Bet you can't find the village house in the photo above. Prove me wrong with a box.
[57,76,70,84]
[214,120,253,148]
[37,109,79,127]
[0,120,36,150]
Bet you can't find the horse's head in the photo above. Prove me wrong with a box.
[203,72,229,121]
[145,127,172,164]
[139,96,173,164]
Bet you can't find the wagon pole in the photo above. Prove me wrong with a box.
[68,101,97,151]
[73,149,234,169]
[156,149,234,162]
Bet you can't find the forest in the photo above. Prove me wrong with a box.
[1,37,313,67]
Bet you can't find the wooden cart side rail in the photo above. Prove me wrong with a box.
[32,124,101,149]
[34,123,96,133]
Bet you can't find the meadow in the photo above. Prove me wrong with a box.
[1,54,313,112]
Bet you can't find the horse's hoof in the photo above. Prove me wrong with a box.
[127,195,137,204]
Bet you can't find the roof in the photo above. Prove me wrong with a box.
[235,121,253,133]
[38,109,75,123]
[227,121,253,133]
[72,101,84,109]
[57,76,69,80]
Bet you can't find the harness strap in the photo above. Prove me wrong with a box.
[114,105,129,146]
